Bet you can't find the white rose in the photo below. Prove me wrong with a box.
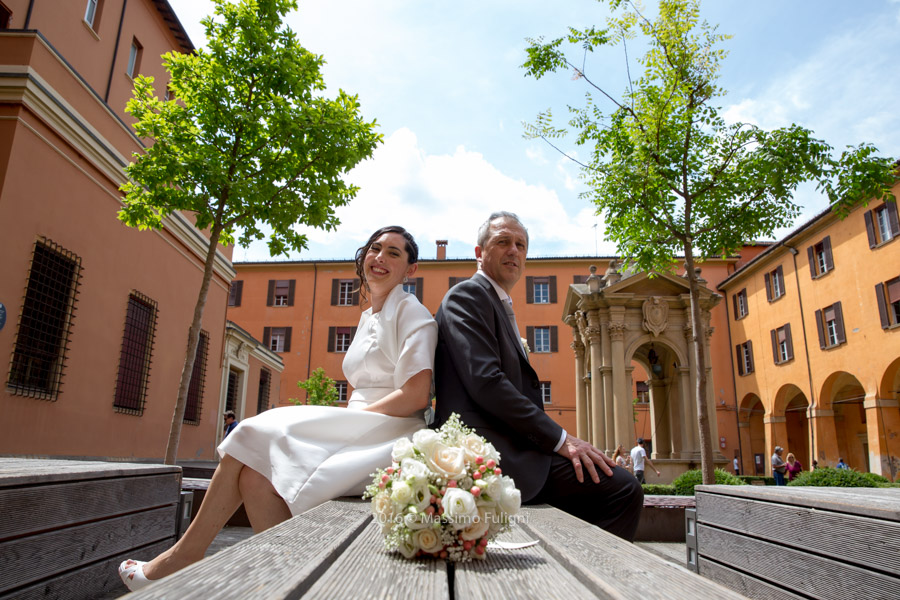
[400,458,430,482]
[410,480,432,512]
[443,488,478,530]
[404,512,431,530]
[483,507,505,535]
[483,474,502,500]
[391,480,413,505]
[461,433,489,464]
[371,491,394,523]
[412,429,441,454]
[459,506,490,541]
[425,442,466,479]
[497,476,521,515]
[483,442,500,463]
[397,536,417,559]
[391,437,415,462]
[413,527,444,554]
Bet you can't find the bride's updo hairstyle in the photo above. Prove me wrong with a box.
[355,226,419,304]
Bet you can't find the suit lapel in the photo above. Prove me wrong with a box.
[473,273,529,362]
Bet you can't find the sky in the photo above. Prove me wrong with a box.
[166,0,900,262]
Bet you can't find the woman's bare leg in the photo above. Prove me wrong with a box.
[140,454,244,580]
[239,466,292,532]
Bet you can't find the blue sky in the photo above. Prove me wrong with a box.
[167,0,900,262]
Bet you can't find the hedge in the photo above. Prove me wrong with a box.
[642,484,677,495]
[787,466,876,487]
[672,468,746,496]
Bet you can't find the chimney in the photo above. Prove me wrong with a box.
[436,240,448,261]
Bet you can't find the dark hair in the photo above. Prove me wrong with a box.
[224,410,236,419]
[354,226,419,304]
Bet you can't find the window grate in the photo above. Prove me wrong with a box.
[225,369,241,413]
[8,239,82,400]
[184,331,208,424]
[113,292,158,415]
[257,368,271,414]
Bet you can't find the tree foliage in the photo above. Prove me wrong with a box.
[294,367,339,407]
[523,0,896,484]
[119,0,380,463]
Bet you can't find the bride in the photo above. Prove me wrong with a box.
[120,226,437,591]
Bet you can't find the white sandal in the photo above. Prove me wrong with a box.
[118,559,153,592]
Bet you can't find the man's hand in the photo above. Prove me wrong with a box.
[557,434,615,483]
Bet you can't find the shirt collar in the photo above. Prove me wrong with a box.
[477,269,512,304]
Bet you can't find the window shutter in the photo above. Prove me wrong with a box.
[526,276,534,304]
[415,277,424,302]
[331,279,339,305]
[287,280,296,306]
[770,329,779,364]
[235,280,243,306]
[350,326,358,343]
[887,201,900,237]
[776,266,784,296]
[815,309,826,348]
[785,323,794,360]
[352,279,361,306]
[876,283,890,329]
[549,276,557,303]
[573,275,588,284]
[327,327,336,352]
[732,294,739,320]
[864,210,877,248]
[266,280,275,306]
[747,340,754,373]
[449,277,457,289]
[823,236,834,271]
[526,326,535,352]
[834,302,845,344]
[263,327,271,347]
[764,272,773,301]
[736,345,744,376]
[284,327,292,352]
[807,246,816,278]
[550,326,558,352]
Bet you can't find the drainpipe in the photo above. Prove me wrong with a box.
[24,0,35,28]
[785,245,817,464]
[104,0,128,102]
[305,262,318,382]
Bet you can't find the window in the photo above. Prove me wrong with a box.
[807,236,833,279]
[735,341,754,376]
[331,279,359,306]
[84,0,103,29]
[335,381,348,404]
[328,326,357,353]
[263,326,291,353]
[764,266,785,301]
[527,326,558,354]
[635,381,649,403]
[184,331,209,424]
[449,276,469,289]
[256,368,272,414]
[770,324,794,365]
[113,292,158,414]
[225,369,240,413]
[875,277,900,329]
[540,382,552,404]
[7,239,82,400]
[865,202,900,248]
[126,38,142,78]
[732,288,748,319]
[527,276,557,304]
[267,279,295,307]
[228,280,243,307]
[815,302,846,349]
[402,277,424,302]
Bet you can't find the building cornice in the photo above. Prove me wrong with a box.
[225,321,284,372]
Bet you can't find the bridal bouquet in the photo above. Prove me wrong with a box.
[364,413,521,561]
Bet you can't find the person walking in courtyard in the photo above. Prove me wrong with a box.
[222,410,238,438]
[613,444,633,474]
[837,457,849,469]
[630,438,659,484]
[785,452,803,482]
[772,446,787,485]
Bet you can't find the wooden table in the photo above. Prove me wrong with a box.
[693,484,900,600]
[128,499,747,599]
[0,458,182,600]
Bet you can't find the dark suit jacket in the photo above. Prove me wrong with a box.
[433,273,563,501]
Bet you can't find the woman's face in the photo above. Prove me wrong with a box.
[364,232,416,296]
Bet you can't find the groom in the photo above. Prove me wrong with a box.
[433,211,643,540]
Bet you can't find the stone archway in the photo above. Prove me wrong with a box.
[771,384,810,471]
[819,371,868,471]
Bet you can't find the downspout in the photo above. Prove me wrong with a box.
[24,0,35,28]
[104,0,128,102]
[786,245,817,464]
[306,262,318,382]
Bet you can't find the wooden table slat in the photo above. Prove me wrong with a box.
[697,558,807,600]
[0,458,181,487]
[694,485,900,521]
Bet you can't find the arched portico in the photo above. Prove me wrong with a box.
[738,393,765,475]
[819,372,868,471]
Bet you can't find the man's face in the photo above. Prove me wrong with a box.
[225,416,234,426]
[476,218,528,293]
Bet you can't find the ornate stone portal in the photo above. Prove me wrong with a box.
[563,268,724,468]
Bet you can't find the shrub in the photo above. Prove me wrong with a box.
[642,484,677,495]
[861,472,890,485]
[787,466,875,487]
[672,468,746,496]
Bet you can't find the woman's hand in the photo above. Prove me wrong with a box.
[361,370,432,418]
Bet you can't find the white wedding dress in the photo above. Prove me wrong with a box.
[218,284,437,516]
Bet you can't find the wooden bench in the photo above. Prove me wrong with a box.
[691,484,900,600]
[0,458,182,600]
[128,499,748,599]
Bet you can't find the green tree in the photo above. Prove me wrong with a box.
[523,0,897,484]
[119,0,381,464]
[294,367,339,407]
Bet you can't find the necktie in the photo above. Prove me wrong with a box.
[503,298,520,337]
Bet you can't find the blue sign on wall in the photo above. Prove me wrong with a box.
[0,303,5,332]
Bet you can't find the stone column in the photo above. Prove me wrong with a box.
[570,329,587,441]
[764,415,787,476]
[650,378,672,458]
[666,372,683,458]
[864,394,900,480]
[609,319,631,451]
[704,323,721,458]
[677,367,695,458]
[586,314,605,451]
[809,407,837,466]
[738,420,752,475]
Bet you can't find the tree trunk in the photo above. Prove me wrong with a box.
[163,221,225,465]
[682,243,715,485]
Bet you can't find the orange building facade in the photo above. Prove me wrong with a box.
[0,1,280,462]
[719,186,900,481]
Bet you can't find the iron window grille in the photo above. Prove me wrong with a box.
[183,330,209,424]
[257,367,272,414]
[7,238,82,401]
[225,369,241,413]
[113,291,158,415]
